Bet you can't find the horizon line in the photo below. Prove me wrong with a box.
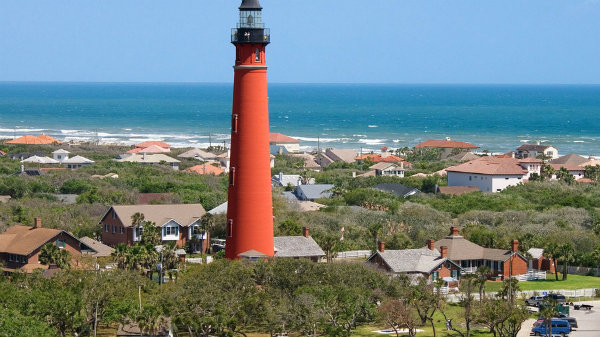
[1,80,600,86]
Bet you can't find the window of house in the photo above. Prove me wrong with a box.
[112,210,116,219]
[191,225,201,236]
[112,225,116,233]
[19,255,26,264]
[163,225,179,237]
[451,270,458,279]
[56,240,66,249]
[432,271,439,281]
[105,224,109,232]
[120,226,124,234]
[469,176,472,181]
[255,48,260,62]
[135,227,144,239]
[505,177,509,180]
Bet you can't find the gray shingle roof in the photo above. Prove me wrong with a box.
[371,248,449,274]
[80,236,115,257]
[274,236,325,258]
[103,204,206,228]
[208,201,228,215]
[434,235,514,262]
[372,183,420,197]
[296,184,334,200]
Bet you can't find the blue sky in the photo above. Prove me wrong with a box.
[1,1,599,84]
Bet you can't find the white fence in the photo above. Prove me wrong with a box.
[519,288,599,298]
[557,265,600,276]
[514,270,546,281]
[334,250,372,260]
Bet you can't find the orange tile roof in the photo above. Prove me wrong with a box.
[127,147,143,154]
[578,178,594,183]
[355,154,407,163]
[550,164,585,171]
[269,133,299,144]
[135,141,171,149]
[6,134,62,145]
[0,150,5,156]
[415,139,478,149]
[446,156,527,175]
[185,164,224,175]
[518,157,542,163]
[0,225,64,255]
[438,186,479,195]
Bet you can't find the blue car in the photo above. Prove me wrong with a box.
[531,319,571,336]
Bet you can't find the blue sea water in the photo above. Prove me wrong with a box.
[0,82,599,156]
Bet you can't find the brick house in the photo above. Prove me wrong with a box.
[0,218,90,273]
[366,241,462,283]
[432,227,528,279]
[99,204,208,252]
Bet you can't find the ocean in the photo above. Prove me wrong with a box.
[1,82,599,156]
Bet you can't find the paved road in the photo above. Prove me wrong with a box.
[568,301,599,337]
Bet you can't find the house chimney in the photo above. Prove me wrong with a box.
[427,239,435,251]
[302,227,309,238]
[377,241,385,253]
[33,217,42,229]
[440,246,448,258]
[511,239,519,252]
[450,226,460,236]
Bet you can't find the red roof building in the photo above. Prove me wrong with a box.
[415,139,479,149]
[269,133,299,144]
[185,164,224,176]
[446,156,541,192]
[135,141,171,149]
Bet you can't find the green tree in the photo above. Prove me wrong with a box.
[558,243,575,280]
[0,308,56,337]
[556,167,575,185]
[39,243,71,269]
[544,242,560,281]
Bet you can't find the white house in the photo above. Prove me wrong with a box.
[515,142,558,160]
[446,156,541,193]
[51,149,95,169]
[369,162,405,177]
[269,133,300,153]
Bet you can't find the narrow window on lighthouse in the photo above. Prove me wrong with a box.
[232,114,238,133]
[226,219,233,237]
[255,48,260,62]
[229,167,236,186]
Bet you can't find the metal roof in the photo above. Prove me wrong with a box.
[239,0,262,10]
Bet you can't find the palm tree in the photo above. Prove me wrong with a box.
[544,242,560,281]
[474,265,492,301]
[201,213,215,254]
[558,243,574,280]
[39,243,71,269]
[112,243,129,270]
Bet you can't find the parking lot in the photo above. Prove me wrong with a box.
[520,301,600,337]
[567,301,600,337]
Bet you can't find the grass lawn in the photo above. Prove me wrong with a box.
[485,273,600,293]
[353,304,494,337]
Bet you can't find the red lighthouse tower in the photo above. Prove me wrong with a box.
[225,0,274,259]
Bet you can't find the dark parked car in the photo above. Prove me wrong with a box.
[526,296,545,307]
[544,293,567,303]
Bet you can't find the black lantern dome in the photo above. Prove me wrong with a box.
[232,0,270,44]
